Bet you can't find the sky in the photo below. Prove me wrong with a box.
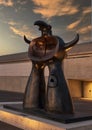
[0,0,92,56]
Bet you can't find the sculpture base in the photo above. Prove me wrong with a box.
[4,104,92,124]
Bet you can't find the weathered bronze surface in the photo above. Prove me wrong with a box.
[23,20,79,114]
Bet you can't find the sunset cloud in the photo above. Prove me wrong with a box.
[32,0,79,19]
[8,21,18,26]
[83,7,92,15]
[0,0,13,7]
[17,0,27,5]
[67,20,81,30]
[78,25,92,34]
[10,25,35,39]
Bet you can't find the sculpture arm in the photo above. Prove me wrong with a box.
[24,35,31,44]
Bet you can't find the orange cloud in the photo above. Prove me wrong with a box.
[10,25,35,39]
[0,0,13,6]
[8,21,18,26]
[78,25,92,34]
[17,0,27,5]
[32,0,79,18]
[83,7,92,15]
[67,20,81,29]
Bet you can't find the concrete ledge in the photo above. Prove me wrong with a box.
[0,108,92,130]
[0,91,23,102]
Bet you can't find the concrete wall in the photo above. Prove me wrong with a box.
[64,57,92,81]
[0,61,31,92]
[0,76,28,93]
[83,81,92,98]
[0,61,49,93]
[68,80,82,98]
[0,62,31,76]
[63,56,92,98]
[0,52,92,98]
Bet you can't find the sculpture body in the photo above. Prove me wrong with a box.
[23,21,79,114]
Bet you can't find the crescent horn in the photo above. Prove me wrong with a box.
[64,33,79,50]
[24,35,31,44]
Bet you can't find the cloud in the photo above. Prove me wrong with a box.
[10,25,35,39]
[0,0,13,7]
[67,20,81,30]
[83,7,92,15]
[17,0,27,5]
[6,20,35,39]
[32,0,79,19]
[78,25,92,34]
[8,21,18,26]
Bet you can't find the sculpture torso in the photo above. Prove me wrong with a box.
[28,35,59,62]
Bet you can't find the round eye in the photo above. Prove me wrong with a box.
[48,75,57,87]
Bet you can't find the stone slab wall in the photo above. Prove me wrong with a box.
[68,80,82,98]
[63,57,92,80]
[0,55,92,98]
[0,76,28,93]
[0,61,49,92]
[63,56,92,98]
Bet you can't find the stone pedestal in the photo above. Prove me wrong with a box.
[0,107,92,130]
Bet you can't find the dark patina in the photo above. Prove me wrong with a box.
[23,20,79,114]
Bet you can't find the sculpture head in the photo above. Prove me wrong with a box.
[24,20,79,61]
[34,20,52,36]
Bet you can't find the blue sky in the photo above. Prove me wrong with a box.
[0,0,91,55]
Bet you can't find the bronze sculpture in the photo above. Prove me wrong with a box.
[23,20,79,114]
